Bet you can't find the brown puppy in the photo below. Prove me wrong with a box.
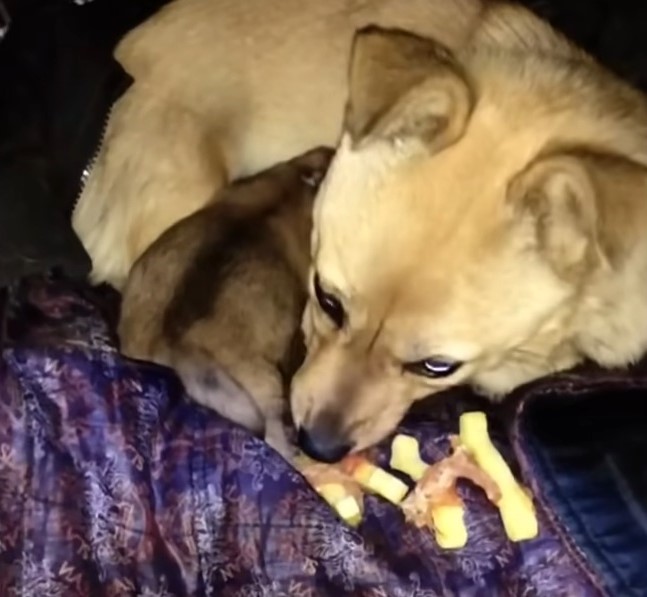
[118,147,334,458]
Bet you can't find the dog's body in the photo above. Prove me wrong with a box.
[73,0,483,290]
[79,0,647,460]
[118,148,334,458]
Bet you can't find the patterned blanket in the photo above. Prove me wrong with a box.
[0,277,606,596]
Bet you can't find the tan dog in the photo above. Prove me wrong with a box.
[118,147,334,458]
[73,0,483,290]
[76,0,647,461]
[291,22,647,459]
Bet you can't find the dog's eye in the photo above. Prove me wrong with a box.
[313,274,345,328]
[404,358,463,379]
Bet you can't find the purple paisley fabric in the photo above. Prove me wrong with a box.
[0,277,604,596]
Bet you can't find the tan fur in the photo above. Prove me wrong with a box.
[78,0,647,456]
[72,0,483,289]
[291,6,647,452]
[118,148,334,458]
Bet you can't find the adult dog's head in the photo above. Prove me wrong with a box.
[292,8,647,462]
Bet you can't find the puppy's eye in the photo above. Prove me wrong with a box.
[313,274,345,328]
[403,357,463,379]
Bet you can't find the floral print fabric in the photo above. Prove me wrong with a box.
[0,277,603,596]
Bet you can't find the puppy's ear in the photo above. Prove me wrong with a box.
[507,149,647,279]
[344,26,474,151]
[295,146,336,188]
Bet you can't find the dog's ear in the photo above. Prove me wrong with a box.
[344,26,474,151]
[507,149,647,279]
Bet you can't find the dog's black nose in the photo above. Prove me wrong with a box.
[297,426,352,463]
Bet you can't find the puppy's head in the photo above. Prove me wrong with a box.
[291,26,647,461]
[223,145,335,212]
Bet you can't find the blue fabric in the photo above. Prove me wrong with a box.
[513,376,647,596]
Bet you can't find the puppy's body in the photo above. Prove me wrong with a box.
[119,148,333,457]
[79,0,647,458]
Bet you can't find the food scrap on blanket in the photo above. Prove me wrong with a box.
[296,412,538,549]
[392,433,501,549]
[392,411,539,547]
[296,452,409,525]
[296,455,365,526]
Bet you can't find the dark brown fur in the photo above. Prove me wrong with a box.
[118,147,334,457]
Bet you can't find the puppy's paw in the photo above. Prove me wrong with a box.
[265,420,298,462]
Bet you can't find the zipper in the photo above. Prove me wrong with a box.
[0,1,10,42]
[72,99,116,219]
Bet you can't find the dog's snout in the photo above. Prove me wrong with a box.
[297,426,353,463]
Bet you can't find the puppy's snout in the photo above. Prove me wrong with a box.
[297,425,353,463]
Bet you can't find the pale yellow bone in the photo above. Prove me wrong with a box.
[317,483,347,504]
[318,484,363,526]
[432,505,468,549]
[459,412,538,542]
[341,455,410,505]
[390,434,428,481]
